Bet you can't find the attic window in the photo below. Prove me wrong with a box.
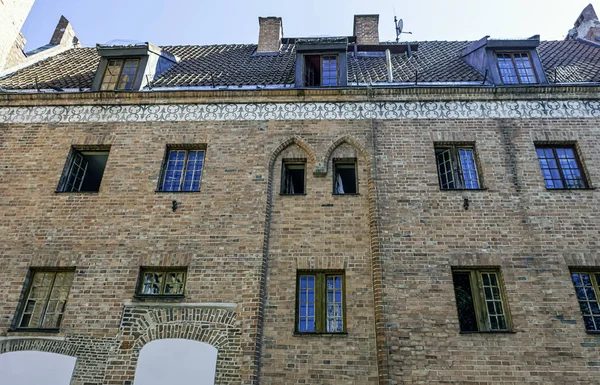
[100,58,140,90]
[496,53,537,85]
[304,55,339,87]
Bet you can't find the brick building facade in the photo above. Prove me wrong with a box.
[1,4,600,385]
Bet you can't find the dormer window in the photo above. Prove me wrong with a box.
[92,43,178,92]
[496,53,537,85]
[304,55,339,87]
[100,58,140,90]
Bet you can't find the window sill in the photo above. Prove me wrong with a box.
[133,295,185,301]
[8,328,61,334]
[439,188,488,192]
[585,330,600,335]
[279,193,307,196]
[55,191,100,194]
[332,193,360,196]
[293,332,348,337]
[155,190,201,193]
[544,187,596,191]
[459,330,516,334]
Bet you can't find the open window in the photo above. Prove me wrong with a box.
[333,159,357,194]
[452,268,511,332]
[304,55,339,87]
[281,160,306,195]
[435,144,481,190]
[57,146,110,192]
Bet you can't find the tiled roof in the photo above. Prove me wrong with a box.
[1,40,599,90]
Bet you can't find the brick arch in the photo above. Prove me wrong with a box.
[268,136,317,167]
[132,323,231,351]
[0,338,78,357]
[320,135,372,174]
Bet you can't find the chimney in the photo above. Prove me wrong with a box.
[354,15,380,45]
[50,15,81,48]
[566,4,600,43]
[257,17,283,53]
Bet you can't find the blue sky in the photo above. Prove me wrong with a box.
[21,0,596,51]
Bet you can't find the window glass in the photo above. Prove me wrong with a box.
[452,269,510,332]
[138,269,186,296]
[571,272,600,331]
[435,145,480,190]
[535,146,587,189]
[296,271,345,333]
[496,53,537,84]
[160,149,205,192]
[18,271,74,330]
[281,162,306,195]
[333,161,357,194]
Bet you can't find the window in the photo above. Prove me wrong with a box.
[100,58,140,90]
[304,55,338,87]
[136,268,186,297]
[281,161,306,195]
[570,271,600,332]
[535,145,588,189]
[57,147,110,192]
[296,271,345,333]
[333,160,357,194]
[16,270,74,330]
[496,53,537,84]
[159,148,205,192]
[435,145,481,189]
[452,269,510,332]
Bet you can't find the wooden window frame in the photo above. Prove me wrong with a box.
[495,52,538,85]
[100,58,141,91]
[280,159,307,195]
[535,144,589,189]
[570,269,600,333]
[303,54,339,87]
[12,269,75,332]
[295,270,347,334]
[434,144,483,190]
[452,268,512,333]
[332,158,358,195]
[135,267,187,299]
[157,146,206,192]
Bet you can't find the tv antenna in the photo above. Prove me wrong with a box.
[394,16,412,42]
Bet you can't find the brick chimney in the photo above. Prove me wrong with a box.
[257,17,283,53]
[50,15,81,47]
[354,15,380,45]
[566,4,600,43]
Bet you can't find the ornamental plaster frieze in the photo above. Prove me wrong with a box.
[1,100,600,123]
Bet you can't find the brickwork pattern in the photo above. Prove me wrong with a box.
[354,15,379,45]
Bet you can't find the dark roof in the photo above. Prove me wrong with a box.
[1,40,599,90]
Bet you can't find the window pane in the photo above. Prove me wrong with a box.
[497,54,519,84]
[571,273,600,331]
[459,149,480,189]
[117,59,139,90]
[321,56,338,87]
[162,150,186,191]
[480,272,507,331]
[452,272,478,332]
[435,148,456,189]
[19,271,73,329]
[164,272,185,295]
[298,275,316,332]
[326,275,343,332]
[100,59,123,91]
[142,272,163,295]
[182,151,204,192]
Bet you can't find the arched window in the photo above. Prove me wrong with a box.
[0,350,76,385]
[133,339,217,385]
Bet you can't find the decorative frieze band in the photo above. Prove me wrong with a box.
[1,100,599,123]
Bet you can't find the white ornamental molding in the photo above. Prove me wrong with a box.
[1,100,600,123]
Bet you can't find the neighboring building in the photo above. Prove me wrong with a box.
[1,3,600,385]
[0,0,35,71]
